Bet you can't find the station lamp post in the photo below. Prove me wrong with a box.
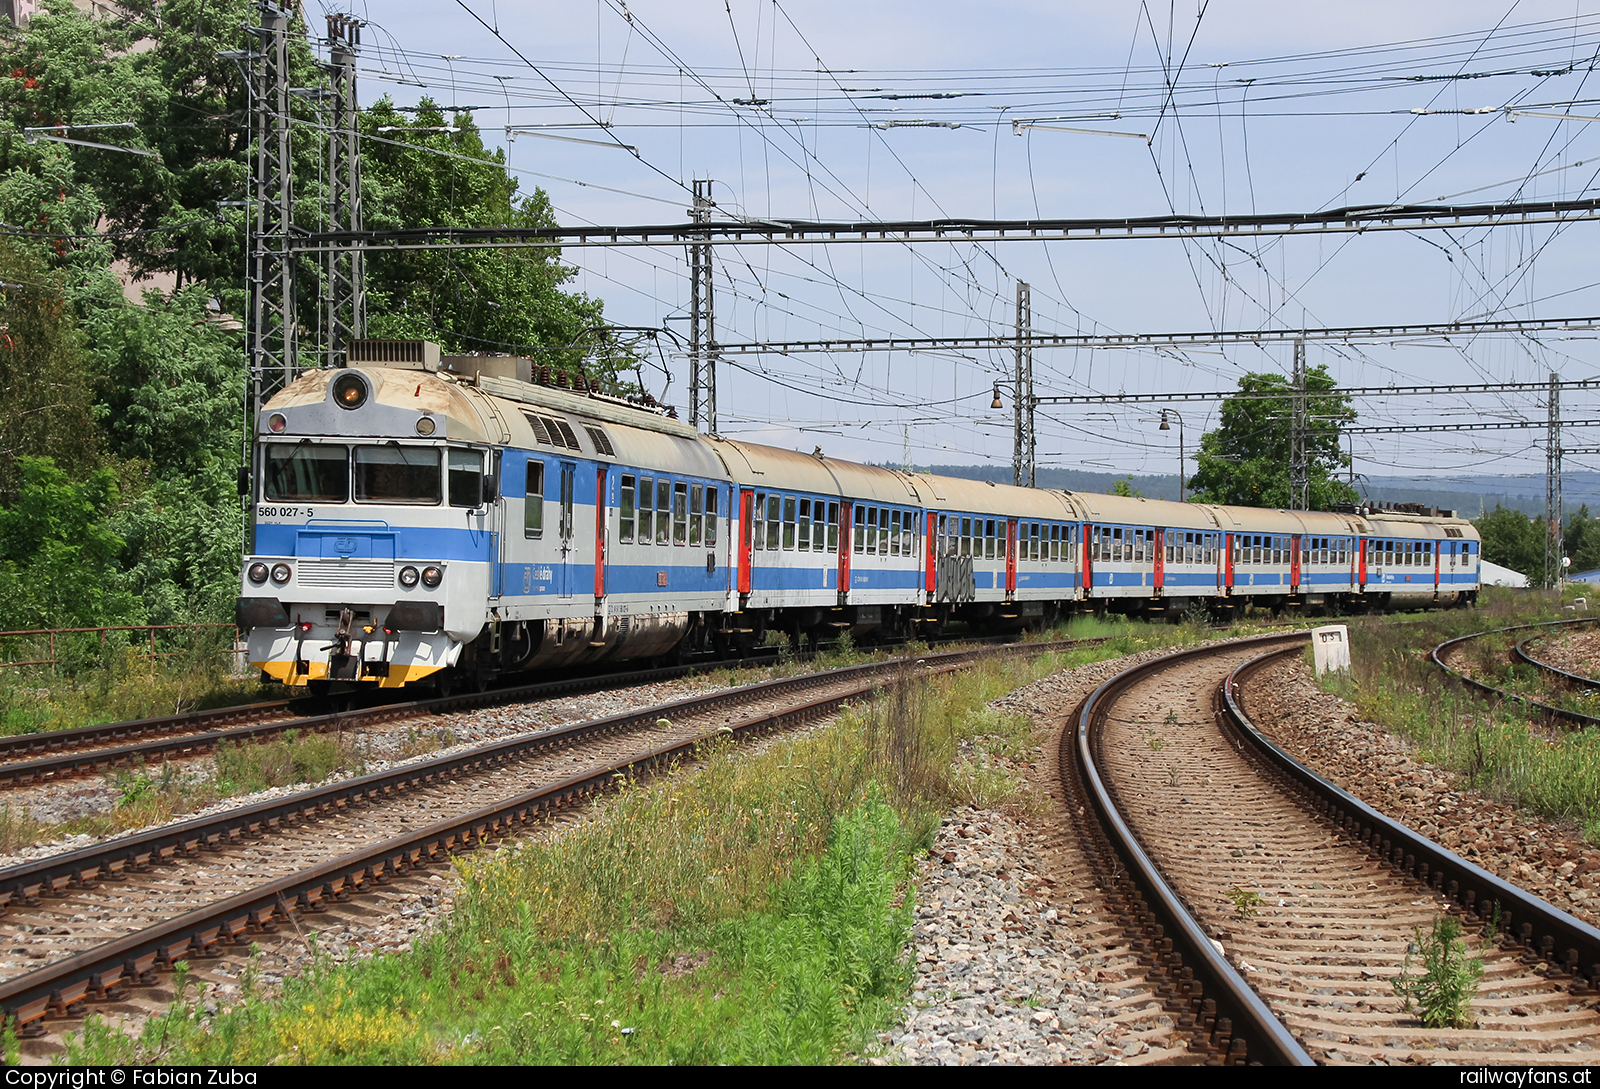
[1158,409,1186,502]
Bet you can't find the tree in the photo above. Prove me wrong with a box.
[0,241,99,502]
[1187,367,1358,510]
[1563,505,1600,575]
[0,456,134,628]
[1109,478,1145,498]
[358,99,626,387]
[1474,504,1543,577]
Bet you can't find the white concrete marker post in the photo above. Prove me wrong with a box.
[1312,624,1351,676]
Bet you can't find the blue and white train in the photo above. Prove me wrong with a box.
[235,340,1481,690]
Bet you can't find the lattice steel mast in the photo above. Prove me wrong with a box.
[323,14,365,369]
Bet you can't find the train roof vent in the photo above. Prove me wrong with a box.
[521,411,583,452]
[523,412,552,446]
[347,339,440,371]
[584,425,616,457]
[1444,527,1463,537]
[550,416,581,451]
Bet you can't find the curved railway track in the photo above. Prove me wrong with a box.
[1432,618,1600,730]
[1065,634,1600,1066]
[0,637,1085,1048]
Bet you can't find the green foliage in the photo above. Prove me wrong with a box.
[358,98,630,387]
[1392,914,1483,1029]
[1475,504,1545,579]
[1564,504,1600,575]
[1188,366,1359,510]
[0,243,100,501]
[0,456,134,628]
[1109,477,1144,498]
[1225,885,1263,922]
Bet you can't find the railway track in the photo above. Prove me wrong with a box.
[1065,634,1600,1066]
[1432,618,1600,730]
[0,632,1057,792]
[0,636,1085,1048]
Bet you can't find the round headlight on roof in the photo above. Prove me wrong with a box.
[416,416,436,436]
[331,372,369,410]
[267,412,287,434]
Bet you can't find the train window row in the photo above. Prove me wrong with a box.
[936,515,998,560]
[1024,523,1075,563]
[1301,537,1350,566]
[1374,539,1434,567]
[620,475,719,548]
[936,519,1075,562]
[265,443,486,508]
[754,493,839,553]
[853,505,918,557]
[1158,529,1216,565]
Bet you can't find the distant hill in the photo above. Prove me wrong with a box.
[912,465,1600,520]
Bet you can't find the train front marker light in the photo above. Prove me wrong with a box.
[248,562,269,585]
[421,566,443,588]
[415,416,436,436]
[267,412,287,434]
[270,562,292,585]
[332,372,369,410]
[398,565,420,588]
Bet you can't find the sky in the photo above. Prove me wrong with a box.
[311,1,1600,496]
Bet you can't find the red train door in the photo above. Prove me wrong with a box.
[593,467,607,599]
[1153,528,1165,591]
[738,489,754,595]
[1005,518,1018,598]
[1082,524,1094,589]
[1358,538,1368,590]
[838,500,853,601]
[1289,534,1300,593]
[1223,532,1235,590]
[1434,544,1441,590]
[925,512,937,596]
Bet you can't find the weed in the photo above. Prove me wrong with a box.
[1147,737,1165,751]
[1225,885,1263,922]
[1165,765,1181,788]
[1392,915,1483,1029]
[1164,709,1180,726]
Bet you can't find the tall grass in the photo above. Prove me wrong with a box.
[0,629,276,737]
[1318,589,1600,841]
[53,616,1250,1065]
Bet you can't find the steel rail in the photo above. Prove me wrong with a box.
[1073,633,1317,1067]
[0,635,1015,780]
[1431,618,1600,729]
[0,639,1088,916]
[1223,647,1600,998]
[1514,631,1600,692]
[0,656,761,788]
[0,640,1072,1034]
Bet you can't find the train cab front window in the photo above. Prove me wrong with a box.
[448,449,484,508]
[354,446,441,505]
[265,444,348,503]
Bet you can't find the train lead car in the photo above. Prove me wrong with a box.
[236,340,1481,692]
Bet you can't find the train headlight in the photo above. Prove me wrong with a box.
[248,562,270,585]
[398,565,420,588]
[421,565,443,588]
[266,412,287,434]
[270,562,292,585]
[332,372,369,410]
[415,416,436,436]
